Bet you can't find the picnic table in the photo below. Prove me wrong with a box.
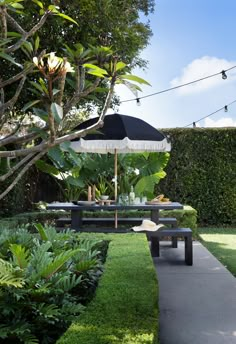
[46,201,183,231]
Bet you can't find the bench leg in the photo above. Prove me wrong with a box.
[172,237,178,248]
[71,210,83,231]
[185,236,193,265]
[150,237,160,257]
[171,224,178,248]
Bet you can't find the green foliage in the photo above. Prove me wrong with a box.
[57,233,159,344]
[36,145,86,201]
[76,152,169,199]
[198,227,236,277]
[158,128,236,226]
[0,224,107,343]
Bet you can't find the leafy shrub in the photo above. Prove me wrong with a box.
[159,128,236,225]
[0,224,108,343]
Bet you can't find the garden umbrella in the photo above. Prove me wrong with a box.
[70,113,171,227]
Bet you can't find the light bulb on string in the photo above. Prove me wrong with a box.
[224,105,228,112]
[221,70,227,80]
[136,98,141,106]
[193,122,196,128]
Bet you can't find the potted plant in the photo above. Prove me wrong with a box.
[97,176,109,200]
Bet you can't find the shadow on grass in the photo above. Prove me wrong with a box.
[198,228,236,277]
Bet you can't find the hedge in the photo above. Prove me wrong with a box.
[57,233,159,344]
[159,128,236,226]
[0,210,65,230]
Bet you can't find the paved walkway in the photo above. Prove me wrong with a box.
[153,241,236,344]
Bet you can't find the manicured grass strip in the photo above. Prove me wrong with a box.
[57,233,159,344]
[198,227,236,276]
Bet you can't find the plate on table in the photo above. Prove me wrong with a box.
[72,201,96,206]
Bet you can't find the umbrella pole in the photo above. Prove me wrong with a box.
[114,149,118,228]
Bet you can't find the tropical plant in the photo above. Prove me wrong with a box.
[69,152,170,199]
[36,145,86,201]
[0,0,152,201]
[0,223,107,343]
[97,175,109,196]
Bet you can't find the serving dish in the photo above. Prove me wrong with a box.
[72,201,96,206]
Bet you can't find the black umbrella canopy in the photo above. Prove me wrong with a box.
[71,113,171,153]
[70,113,170,228]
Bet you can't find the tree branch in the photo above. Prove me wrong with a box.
[0,131,40,148]
[5,11,51,53]
[0,150,47,200]
[64,77,101,115]
[0,77,4,105]
[5,11,26,35]
[0,6,7,39]
[0,77,116,158]
[0,76,26,127]
[0,153,34,182]
[0,65,32,88]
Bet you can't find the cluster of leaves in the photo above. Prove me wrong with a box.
[0,223,107,343]
[36,149,170,200]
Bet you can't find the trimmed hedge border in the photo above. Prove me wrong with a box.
[57,233,159,344]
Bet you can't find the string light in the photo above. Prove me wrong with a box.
[183,99,236,127]
[193,122,196,128]
[120,65,236,104]
[136,98,141,106]
[221,70,227,80]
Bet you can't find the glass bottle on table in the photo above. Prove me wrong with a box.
[129,186,135,205]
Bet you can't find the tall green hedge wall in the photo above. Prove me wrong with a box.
[158,128,236,226]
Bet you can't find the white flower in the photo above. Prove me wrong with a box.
[33,56,44,67]
[47,52,62,73]
[62,61,74,73]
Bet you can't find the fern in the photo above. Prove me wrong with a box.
[36,303,61,320]
[75,258,98,273]
[34,223,48,241]
[10,244,30,269]
[61,301,85,316]
[40,248,82,280]
[54,274,82,292]
[0,259,24,288]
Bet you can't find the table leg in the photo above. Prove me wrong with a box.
[151,209,159,224]
[150,237,160,257]
[71,209,83,231]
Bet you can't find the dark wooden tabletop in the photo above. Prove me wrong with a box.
[47,202,183,211]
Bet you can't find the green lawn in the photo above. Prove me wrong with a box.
[198,228,236,276]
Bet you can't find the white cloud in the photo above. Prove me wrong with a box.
[204,117,236,127]
[170,56,236,95]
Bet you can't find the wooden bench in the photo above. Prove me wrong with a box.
[56,216,179,248]
[145,228,193,265]
[56,216,177,227]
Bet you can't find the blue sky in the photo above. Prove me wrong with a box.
[109,0,236,128]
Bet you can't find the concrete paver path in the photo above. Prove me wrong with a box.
[154,241,236,344]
